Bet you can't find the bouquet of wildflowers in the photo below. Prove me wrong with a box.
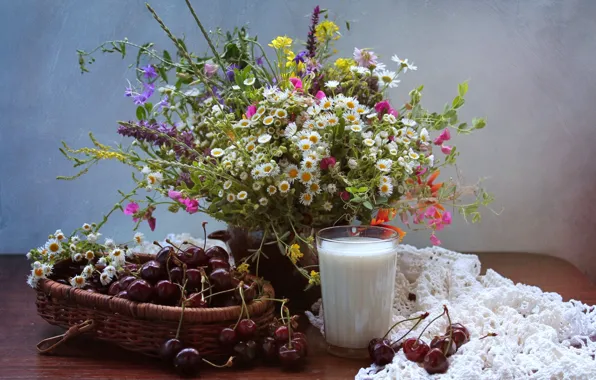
[51,2,491,286]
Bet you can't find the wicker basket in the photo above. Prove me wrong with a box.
[35,253,275,359]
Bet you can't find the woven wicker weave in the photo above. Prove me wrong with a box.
[35,254,275,358]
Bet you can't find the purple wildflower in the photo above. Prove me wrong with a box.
[353,47,378,67]
[293,50,307,64]
[124,86,134,97]
[256,56,264,66]
[157,95,170,110]
[306,6,321,58]
[203,62,218,78]
[176,172,194,188]
[117,120,198,159]
[142,65,158,79]
[132,83,155,105]
[226,64,239,81]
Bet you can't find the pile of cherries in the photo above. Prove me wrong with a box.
[368,306,474,375]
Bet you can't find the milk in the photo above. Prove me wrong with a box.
[318,236,398,351]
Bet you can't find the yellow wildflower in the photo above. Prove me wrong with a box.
[75,147,127,163]
[309,270,320,286]
[315,20,340,45]
[237,262,250,274]
[269,36,293,50]
[288,244,303,264]
[335,58,355,72]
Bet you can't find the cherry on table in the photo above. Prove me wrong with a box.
[218,328,237,347]
[209,258,231,271]
[368,338,389,359]
[430,335,457,357]
[371,341,395,365]
[159,338,184,361]
[233,340,258,367]
[236,319,257,341]
[261,337,279,364]
[291,337,308,357]
[126,279,153,302]
[155,280,181,305]
[278,343,305,370]
[423,348,449,374]
[402,338,430,363]
[140,260,164,283]
[451,330,469,348]
[173,347,202,377]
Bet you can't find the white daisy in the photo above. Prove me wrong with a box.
[42,263,53,276]
[419,128,430,144]
[286,165,300,183]
[350,66,369,75]
[344,97,358,111]
[259,197,268,206]
[307,182,322,194]
[351,124,363,133]
[237,191,248,200]
[428,154,435,167]
[378,182,394,197]
[401,118,417,127]
[243,77,256,86]
[366,113,378,119]
[389,148,398,155]
[344,111,360,124]
[262,115,275,126]
[110,248,125,265]
[278,181,291,194]
[70,275,86,288]
[258,134,272,144]
[26,275,38,288]
[299,192,314,206]
[257,162,280,177]
[303,120,316,130]
[85,250,95,261]
[211,148,225,158]
[381,176,392,184]
[245,142,256,153]
[266,185,277,196]
[325,114,339,126]
[100,272,112,286]
[104,238,116,249]
[320,98,334,111]
[364,138,375,147]
[82,265,94,278]
[314,118,327,129]
[97,257,107,267]
[31,267,45,281]
[298,170,316,185]
[234,119,253,129]
[402,59,417,72]
[377,70,400,88]
[126,248,135,258]
[223,180,232,190]
[408,149,420,160]
[54,229,66,241]
[141,166,151,174]
[355,105,370,115]
[72,253,83,262]
[275,108,288,118]
[298,139,312,152]
[227,193,236,203]
[284,122,297,137]
[240,172,248,181]
[44,239,63,255]
[326,184,337,193]
[252,182,263,191]
[147,172,163,186]
[71,236,80,244]
[322,201,333,211]
[301,157,317,172]
[325,80,340,89]
[134,232,144,245]
[348,158,358,169]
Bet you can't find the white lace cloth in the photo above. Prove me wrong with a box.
[306,245,596,380]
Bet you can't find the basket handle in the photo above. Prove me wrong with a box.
[36,319,95,354]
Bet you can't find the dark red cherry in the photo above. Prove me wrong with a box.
[108,281,121,295]
[218,328,237,347]
[233,340,258,367]
[447,323,469,338]
[209,258,230,271]
[155,246,175,265]
[291,337,308,357]
[236,319,257,340]
[169,267,183,284]
[185,268,202,291]
[274,326,290,343]
[205,245,229,261]
[177,246,209,267]
[159,338,184,361]
[451,330,468,348]
[125,263,138,272]
[261,337,279,363]
[209,268,232,290]
[155,280,181,305]
[127,279,153,302]
[402,338,430,363]
[430,335,457,356]
[423,348,449,374]
[140,260,164,283]
[119,275,136,289]
[371,341,395,365]
[173,347,202,377]
[368,338,389,359]
[115,290,130,299]
[278,343,304,369]
[185,293,208,308]
[292,332,307,341]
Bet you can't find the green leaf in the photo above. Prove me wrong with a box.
[362,201,373,210]
[345,187,357,193]
[345,21,351,31]
[144,102,153,113]
[473,118,486,129]
[357,186,368,192]
[158,66,168,82]
[136,106,147,120]
[163,50,172,63]
[458,81,468,97]
[119,42,126,58]
[452,96,465,109]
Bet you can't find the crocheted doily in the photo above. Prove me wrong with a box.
[306,245,596,380]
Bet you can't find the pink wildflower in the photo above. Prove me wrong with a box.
[430,233,441,246]
[289,77,303,89]
[320,156,336,170]
[203,62,218,78]
[442,211,452,225]
[148,217,156,231]
[180,198,199,214]
[433,128,451,145]
[123,202,139,216]
[353,47,378,67]
[315,90,326,100]
[441,145,453,155]
[168,190,182,200]
[245,105,257,119]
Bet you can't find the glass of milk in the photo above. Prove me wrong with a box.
[316,225,399,358]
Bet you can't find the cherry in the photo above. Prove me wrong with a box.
[185,268,202,291]
[430,336,457,357]
[261,337,279,363]
[155,280,181,305]
[108,281,121,296]
[402,338,430,363]
[233,340,258,367]
[218,328,237,347]
[177,246,209,267]
[291,337,308,357]
[185,293,208,308]
[368,338,388,359]
[235,283,257,303]
[292,332,307,341]
[115,290,130,299]
[371,341,395,365]
[451,330,468,348]
[205,245,229,261]
[209,258,231,271]
[125,263,139,272]
[447,323,469,339]
[127,279,153,302]
[423,348,449,374]
[236,319,257,340]
[140,260,164,283]
[173,347,202,377]
[159,338,184,361]
[274,325,290,343]
[209,268,232,290]
[155,246,175,265]
[119,275,136,289]
[278,343,304,369]
[169,267,183,284]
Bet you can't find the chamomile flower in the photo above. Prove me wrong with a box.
[134,232,144,245]
[262,115,275,125]
[364,138,375,147]
[325,114,339,126]
[284,122,297,137]
[377,70,400,88]
[286,165,300,183]
[344,97,358,111]
[110,248,125,265]
[72,253,83,262]
[344,111,359,124]
[258,134,272,144]
[147,172,163,186]
[348,158,358,169]
[245,142,256,153]
[322,201,333,211]
[383,114,397,124]
[350,124,363,133]
[227,193,236,203]
[274,108,288,118]
[325,80,340,89]
[104,238,116,249]
[278,181,291,193]
[54,229,66,241]
[82,265,94,278]
[104,266,116,278]
[376,159,393,172]
[350,66,369,75]
[256,106,267,116]
[267,185,277,195]
[298,170,316,185]
[259,197,268,206]
[42,263,53,276]
[71,236,80,244]
[240,172,248,181]
[366,113,378,120]
[355,105,370,115]
[253,182,263,191]
[237,191,248,200]
[303,120,316,130]
[315,118,327,129]
[381,175,392,184]
[378,182,394,197]
[31,267,45,282]
[299,192,314,206]
[26,275,37,288]
[243,77,256,86]
[70,275,86,288]
[408,149,420,160]
[234,119,253,129]
[257,162,279,177]
[319,98,333,110]
[298,139,312,152]
[401,118,417,127]
[223,180,232,190]
[301,157,317,172]
[141,166,151,174]
[308,182,322,194]
[100,272,112,286]
[85,250,95,260]
[327,183,337,193]
[404,128,417,139]
[305,131,320,144]
[45,239,63,255]
[419,128,430,144]
[211,148,225,158]
[428,154,435,167]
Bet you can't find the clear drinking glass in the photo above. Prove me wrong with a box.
[316,225,399,358]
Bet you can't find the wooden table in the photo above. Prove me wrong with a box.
[1,253,595,379]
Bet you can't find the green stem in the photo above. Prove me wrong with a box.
[383,313,429,340]
[175,279,188,339]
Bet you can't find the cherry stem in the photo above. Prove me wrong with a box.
[152,241,163,248]
[284,306,292,348]
[413,309,446,348]
[201,222,208,251]
[203,285,237,300]
[175,279,188,340]
[280,299,288,324]
[202,356,234,368]
[391,315,427,344]
[232,282,246,330]
[383,312,429,340]
[259,297,289,304]
[479,332,498,340]
[238,281,250,320]
[443,305,452,356]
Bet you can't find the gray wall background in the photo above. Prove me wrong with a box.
[2,0,596,278]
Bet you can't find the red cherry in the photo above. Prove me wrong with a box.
[371,341,395,365]
[205,245,229,261]
[127,279,153,302]
[159,338,183,361]
[430,336,457,357]
[274,326,290,343]
[140,260,164,283]
[115,290,130,299]
[185,268,202,291]
[278,343,305,369]
[451,330,468,348]
[155,280,181,305]
[108,281,121,295]
[208,258,231,271]
[423,348,449,374]
[169,267,183,284]
[402,338,430,363]
[209,268,232,290]
[118,275,136,289]
[368,338,388,359]
[218,328,237,347]
[235,282,257,303]
[261,336,279,364]
[236,319,257,340]
[291,337,308,357]
[233,340,258,367]
[177,246,209,267]
[185,293,208,308]
[155,246,175,265]
[173,348,202,377]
